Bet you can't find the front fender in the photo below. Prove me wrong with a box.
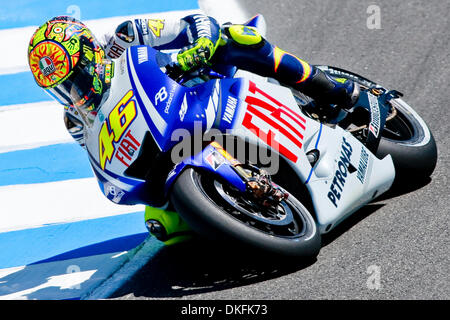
[164,143,247,196]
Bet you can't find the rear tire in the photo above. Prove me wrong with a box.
[170,168,321,259]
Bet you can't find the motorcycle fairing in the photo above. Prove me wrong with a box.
[83,45,395,233]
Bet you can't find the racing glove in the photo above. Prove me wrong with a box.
[177,37,218,71]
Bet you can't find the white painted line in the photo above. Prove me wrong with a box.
[0,178,144,233]
[0,101,73,153]
[0,66,30,76]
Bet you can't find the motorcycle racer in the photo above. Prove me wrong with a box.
[27,14,360,244]
[103,14,359,111]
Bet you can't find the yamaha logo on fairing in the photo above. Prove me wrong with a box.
[327,137,353,208]
[357,147,369,184]
[193,14,212,38]
[222,96,238,124]
[137,47,148,64]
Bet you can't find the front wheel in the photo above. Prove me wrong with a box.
[170,168,321,259]
[376,97,437,179]
[317,65,437,180]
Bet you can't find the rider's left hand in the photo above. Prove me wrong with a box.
[177,37,217,71]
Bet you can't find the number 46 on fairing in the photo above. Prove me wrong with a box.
[99,90,138,170]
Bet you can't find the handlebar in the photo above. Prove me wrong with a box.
[165,62,226,85]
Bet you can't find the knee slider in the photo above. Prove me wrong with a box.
[226,25,264,47]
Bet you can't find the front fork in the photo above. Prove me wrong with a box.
[340,88,403,154]
[207,142,289,207]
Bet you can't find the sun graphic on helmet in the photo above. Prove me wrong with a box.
[27,17,91,88]
[28,40,75,88]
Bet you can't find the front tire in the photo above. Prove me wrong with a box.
[318,65,437,179]
[170,168,321,259]
[376,98,437,179]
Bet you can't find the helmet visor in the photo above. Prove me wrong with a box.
[47,61,96,109]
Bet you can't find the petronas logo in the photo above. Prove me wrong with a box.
[39,56,56,76]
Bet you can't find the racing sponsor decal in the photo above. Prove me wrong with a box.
[105,182,126,203]
[367,92,381,138]
[325,68,355,80]
[39,56,56,76]
[107,39,126,59]
[222,95,238,124]
[104,62,114,84]
[316,66,375,88]
[154,86,168,106]
[140,19,149,35]
[147,19,165,37]
[327,137,353,208]
[164,83,177,114]
[137,46,148,64]
[99,90,139,169]
[119,54,126,75]
[242,81,306,163]
[357,147,369,184]
[114,130,141,167]
[210,141,237,163]
[205,149,225,171]
[179,94,188,121]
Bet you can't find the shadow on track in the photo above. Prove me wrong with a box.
[110,177,432,299]
[110,237,316,298]
[322,176,432,247]
[376,176,433,202]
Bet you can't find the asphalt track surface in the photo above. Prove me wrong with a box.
[112,0,449,300]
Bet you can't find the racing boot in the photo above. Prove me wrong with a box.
[251,44,361,115]
[296,67,361,123]
[295,67,361,119]
[144,206,194,245]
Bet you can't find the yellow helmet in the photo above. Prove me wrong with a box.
[28,16,111,113]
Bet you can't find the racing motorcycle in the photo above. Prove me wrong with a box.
[82,15,437,258]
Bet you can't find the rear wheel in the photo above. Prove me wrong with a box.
[170,167,321,258]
